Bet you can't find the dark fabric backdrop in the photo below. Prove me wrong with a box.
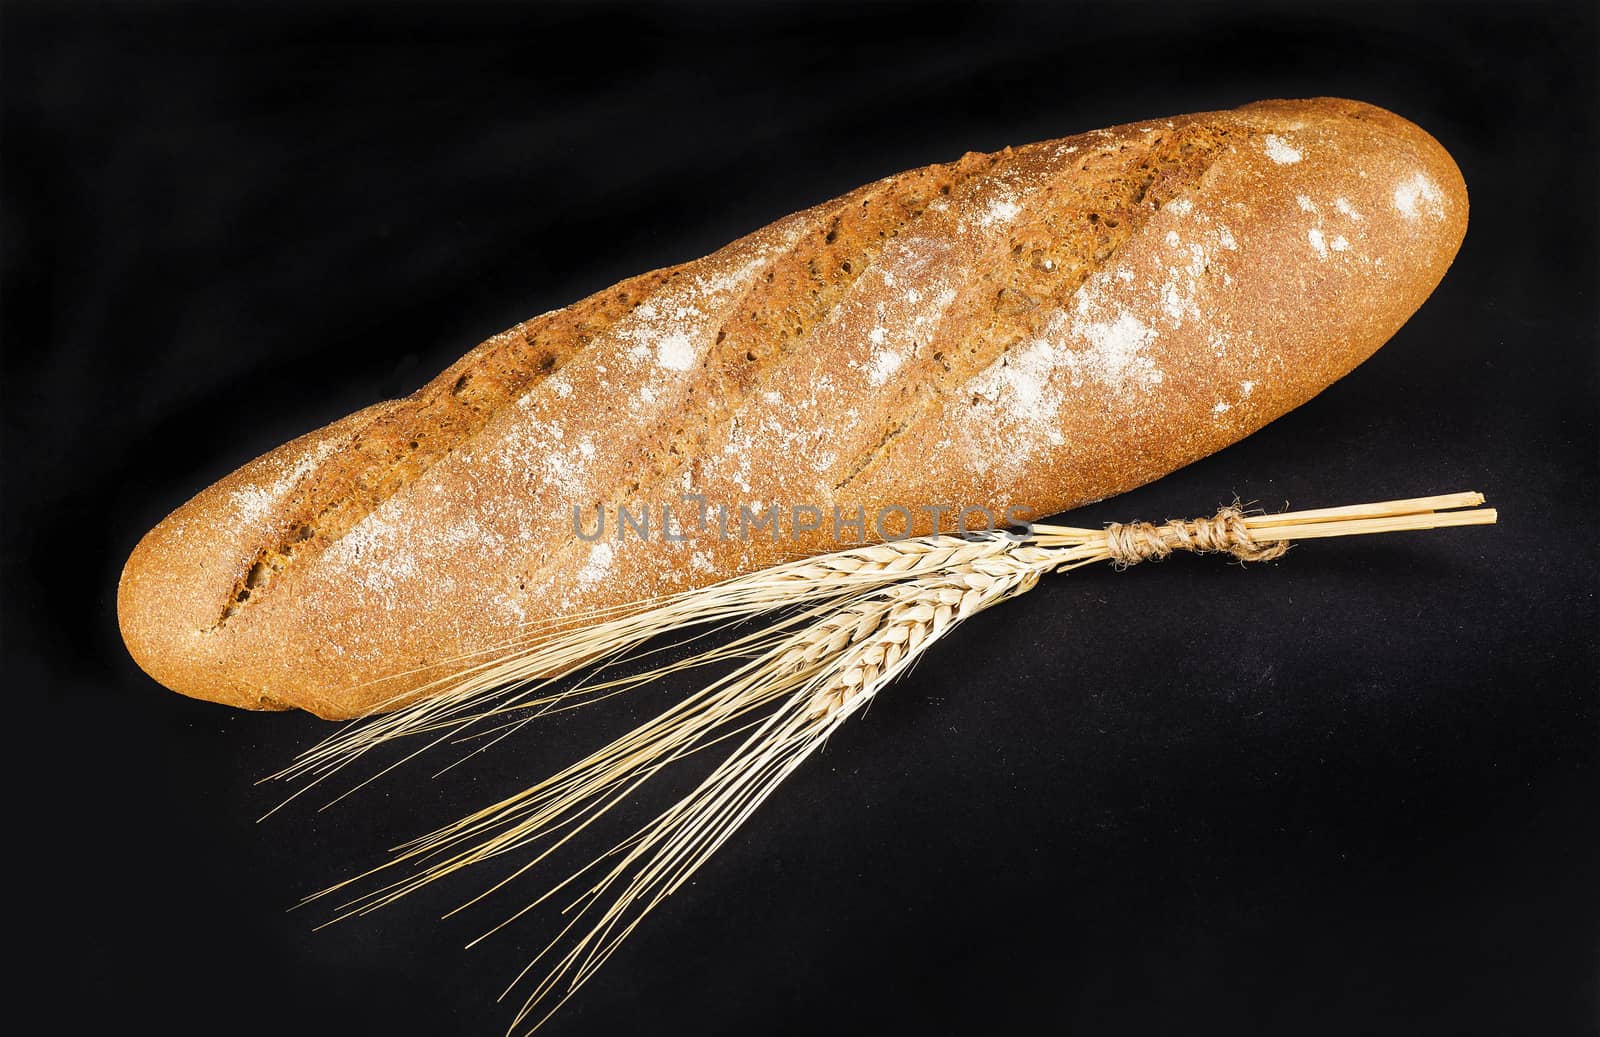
[5,1,1596,1034]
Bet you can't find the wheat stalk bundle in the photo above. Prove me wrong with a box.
[275,491,1494,1031]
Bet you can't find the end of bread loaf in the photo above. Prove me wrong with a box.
[118,403,402,715]
[117,98,1467,720]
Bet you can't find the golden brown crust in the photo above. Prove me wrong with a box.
[118,98,1468,719]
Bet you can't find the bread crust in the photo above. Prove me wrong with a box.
[118,98,1468,719]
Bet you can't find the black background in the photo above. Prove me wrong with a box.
[6,1,1597,1034]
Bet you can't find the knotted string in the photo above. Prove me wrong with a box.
[1103,505,1288,568]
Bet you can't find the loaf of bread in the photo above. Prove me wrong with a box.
[118,98,1467,719]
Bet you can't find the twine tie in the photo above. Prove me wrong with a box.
[1103,506,1289,567]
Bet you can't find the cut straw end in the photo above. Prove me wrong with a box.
[1236,491,1495,543]
[1246,507,1496,543]
[1243,491,1487,528]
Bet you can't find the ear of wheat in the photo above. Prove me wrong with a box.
[274,491,1494,1032]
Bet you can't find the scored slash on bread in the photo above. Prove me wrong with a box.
[117,98,1468,718]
